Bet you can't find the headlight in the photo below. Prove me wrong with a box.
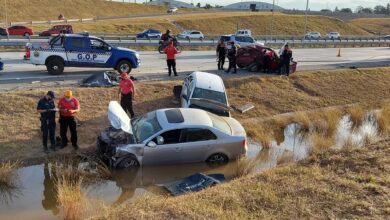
[135,53,140,59]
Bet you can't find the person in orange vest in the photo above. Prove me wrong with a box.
[118,73,136,118]
[58,90,80,150]
[164,41,179,76]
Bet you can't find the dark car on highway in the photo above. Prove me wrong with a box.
[136,29,161,39]
[0,28,7,36]
[7,26,34,37]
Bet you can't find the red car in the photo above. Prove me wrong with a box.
[236,45,297,74]
[7,26,34,37]
[39,25,73,36]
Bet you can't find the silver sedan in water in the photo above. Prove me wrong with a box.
[97,101,247,168]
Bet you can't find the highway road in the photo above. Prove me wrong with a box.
[0,47,389,89]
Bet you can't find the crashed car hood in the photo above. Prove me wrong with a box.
[108,101,133,134]
[190,98,231,112]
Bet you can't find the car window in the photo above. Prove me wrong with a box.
[69,38,86,48]
[191,87,227,105]
[235,36,245,42]
[182,128,217,142]
[133,111,162,142]
[154,129,183,145]
[50,35,64,46]
[192,32,200,35]
[207,113,232,135]
[90,39,109,50]
[246,37,254,43]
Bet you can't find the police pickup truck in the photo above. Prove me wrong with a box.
[26,33,140,75]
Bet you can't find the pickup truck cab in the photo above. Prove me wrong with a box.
[26,33,140,75]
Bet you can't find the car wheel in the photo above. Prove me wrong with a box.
[24,33,30,37]
[116,60,132,74]
[206,153,229,166]
[117,155,139,169]
[46,58,64,75]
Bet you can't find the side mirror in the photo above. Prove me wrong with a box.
[147,141,157,148]
[156,136,164,145]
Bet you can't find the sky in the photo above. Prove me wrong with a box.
[140,0,389,11]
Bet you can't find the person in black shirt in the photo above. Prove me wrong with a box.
[280,44,293,76]
[216,40,227,70]
[37,91,57,153]
[225,42,237,74]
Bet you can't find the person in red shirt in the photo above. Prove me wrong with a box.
[58,90,80,150]
[119,73,135,118]
[163,41,179,76]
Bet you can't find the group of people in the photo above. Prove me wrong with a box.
[37,73,136,153]
[37,90,80,153]
[216,40,293,76]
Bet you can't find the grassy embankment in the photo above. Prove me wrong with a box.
[30,13,370,36]
[101,138,390,219]
[349,18,390,35]
[0,0,166,22]
[0,67,390,162]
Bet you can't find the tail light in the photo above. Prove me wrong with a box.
[25,46,30,59]
[242,138,248,150]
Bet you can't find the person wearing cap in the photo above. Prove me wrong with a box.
[58,90,80,150]
[119,73,135,118]
[164,41,179,76]
[37,91,57,153]
[225,41,237,74]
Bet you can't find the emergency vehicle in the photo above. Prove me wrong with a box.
[25,33,140,75]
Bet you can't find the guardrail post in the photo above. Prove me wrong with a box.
[119,37,121,43]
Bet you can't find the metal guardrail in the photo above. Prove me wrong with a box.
[0,35,389,48]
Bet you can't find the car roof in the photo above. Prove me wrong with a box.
[190,71,225,93]
[156,108,213,129]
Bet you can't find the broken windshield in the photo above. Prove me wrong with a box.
[132,111,162,143]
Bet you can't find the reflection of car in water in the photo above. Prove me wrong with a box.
[236,45,297,74]
[97,101,247,169]
[180,71,231,117]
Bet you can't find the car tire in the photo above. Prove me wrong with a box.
[206,153,229,166]
[24,33,30,37]
[117,155,139,169]
[116,60,132,74]
[46,58,64,75]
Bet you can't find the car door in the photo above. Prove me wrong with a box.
[181,75,193,107]
[179,128,218,163]
[88,38,113,67]
[142,129,185,165]
[65,37,93,67]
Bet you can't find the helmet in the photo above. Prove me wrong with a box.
[166,29,171,34]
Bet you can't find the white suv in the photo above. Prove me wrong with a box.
[177,30,204,39]
[326,32,341,40]
[305,32,322,40]
[181,71,230,117]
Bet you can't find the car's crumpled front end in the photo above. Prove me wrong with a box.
[97,126,134,162]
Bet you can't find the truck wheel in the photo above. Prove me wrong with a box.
[116,60,132,74]
[117,155,139,169]
[46,58,64,75]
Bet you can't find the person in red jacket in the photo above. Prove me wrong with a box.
[58,90,80,150]
[164,41,179,76]
[118,73,135,118]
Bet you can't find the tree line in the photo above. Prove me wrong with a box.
[321,4,390,14]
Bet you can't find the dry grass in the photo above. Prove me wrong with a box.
[233,148,271,178]
[376,102,390,135]
[0,0,167,22]
[244,123,272,148]
[292,112,311,131]
[56,174,85,220]
[309,132,335,155]
[346,105,366,129]
[349,18,390,34]
[0,161,20,187]
[100,139,390,220]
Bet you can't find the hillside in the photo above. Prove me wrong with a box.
[31,12,370,36]
[349,18,390,34]
[0,0,166,22]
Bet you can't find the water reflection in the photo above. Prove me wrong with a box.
[41,163,59,215]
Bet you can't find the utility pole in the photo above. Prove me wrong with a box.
[270,0,275,41]
[303,0,309,41]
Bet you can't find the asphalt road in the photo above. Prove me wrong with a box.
[0,47,389,89]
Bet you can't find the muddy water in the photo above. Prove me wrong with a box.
[0,114,380,220]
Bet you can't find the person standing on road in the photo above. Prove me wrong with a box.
[119,72,136,118]
[37,91,57,153]
[58,90,80,150]
[225,42,237,74]
[216,40,227,70]
[280,44,293,76]
[164,41,179,76]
